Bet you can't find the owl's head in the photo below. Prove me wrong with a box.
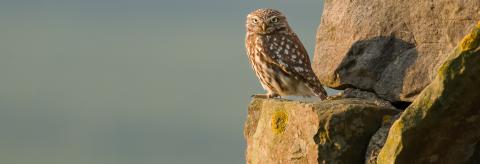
[246,8,289,35]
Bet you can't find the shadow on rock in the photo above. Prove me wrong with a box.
[334,36,418,103]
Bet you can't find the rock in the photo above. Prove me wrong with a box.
[244,98,399,164]
[328,88,395,109]
[377,22,480,163]
[364,113,401,164]
[313,0,480,102]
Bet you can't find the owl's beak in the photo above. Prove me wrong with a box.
[261,23,267,32]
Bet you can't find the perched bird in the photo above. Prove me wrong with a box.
[245,8,327,100]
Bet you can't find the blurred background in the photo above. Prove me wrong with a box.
[0,0,334,163]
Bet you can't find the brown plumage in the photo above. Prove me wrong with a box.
[245,8,327,99]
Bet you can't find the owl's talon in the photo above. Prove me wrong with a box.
[251,93,279,99]
[267,93,280,99]
[252,94,268,98]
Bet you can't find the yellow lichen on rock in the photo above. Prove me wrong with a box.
[271,110,288,134]
[459,22,480,52]
[245,98,400,163]
[377,21,480,164]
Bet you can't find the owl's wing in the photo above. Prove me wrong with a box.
[265,33,327,99]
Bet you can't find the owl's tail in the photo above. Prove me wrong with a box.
[305,82,328,100]
[315,86,328,100]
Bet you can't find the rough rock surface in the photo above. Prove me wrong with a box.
[364,114,401,164]
[328,88,395,109]
[244,98,399,164]
[377,22,480,163]
[313,0,480,102]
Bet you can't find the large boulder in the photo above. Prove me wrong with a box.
[244,98,399,164]
[313,0,480,102]
[377,22,480,163]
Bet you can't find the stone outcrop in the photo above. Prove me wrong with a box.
[244,98,399,164]
[328,88,395,109]
[244,0,480,162]
[364,113,401,164]
[377,21,480,164]
[313,0,480,102]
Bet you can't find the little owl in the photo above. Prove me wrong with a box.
[245,8,327,99]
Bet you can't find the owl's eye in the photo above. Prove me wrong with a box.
[270,17,279,23]
[252,18,258,23]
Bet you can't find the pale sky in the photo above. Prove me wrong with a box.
[0,0,328,163]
